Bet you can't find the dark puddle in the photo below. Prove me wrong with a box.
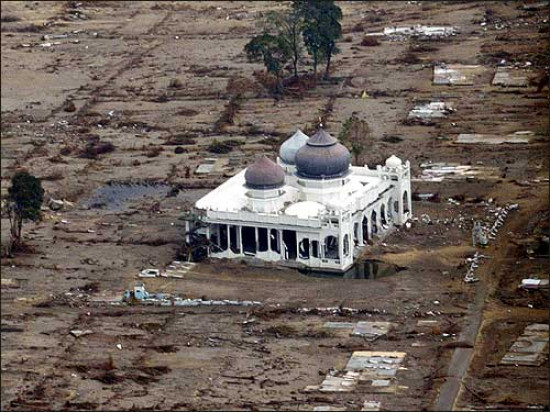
[300,259,407,279]
[83,181,171,211]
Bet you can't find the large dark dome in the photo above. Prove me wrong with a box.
[244,155,285,190]
[295,129,351,179]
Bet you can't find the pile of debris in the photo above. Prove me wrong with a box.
[463,252,490,284]
[487,204,518,241]
[323,321,397,341]
[138,261,195,279]
[306,351,408,396]
[122,283,262,307]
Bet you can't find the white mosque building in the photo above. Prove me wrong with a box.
[185,128,412,272]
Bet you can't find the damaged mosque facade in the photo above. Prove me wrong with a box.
[185,128,412,272]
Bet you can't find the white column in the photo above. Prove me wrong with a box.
[238,226,243,255]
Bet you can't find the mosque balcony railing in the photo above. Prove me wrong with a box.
[203,209,350,229]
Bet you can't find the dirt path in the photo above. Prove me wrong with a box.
[433,281,487,411]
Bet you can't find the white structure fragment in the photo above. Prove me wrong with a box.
[187,128,412,272]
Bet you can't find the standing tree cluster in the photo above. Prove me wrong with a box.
[4,171,44,254]
[244,0,342,94]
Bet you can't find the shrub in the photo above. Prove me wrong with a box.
[174,146,186,154]
[360,37,380,47]
[144,146,163,158]
[79,142,115,159]
[1,15,20,23]
[207,140,233,154]
[164,134,196,145]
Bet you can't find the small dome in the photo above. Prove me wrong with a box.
[295,129,351,179]
[385,155,402,168]
[279,129,309,165]
[244,155,285,190]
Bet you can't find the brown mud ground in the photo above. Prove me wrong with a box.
[1,1,548,411]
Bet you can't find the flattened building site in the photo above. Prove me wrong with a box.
[1,1,548,411]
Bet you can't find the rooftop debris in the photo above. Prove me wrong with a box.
[456,131,534,144]
[492,67,529,87]
[407,101,454,123]
[138,261,194,279]
[500,324,549,366]
[519,279,549,290]
[361,400,382,411]
[433,65,483,86]
[322,321,397,341]
[381,25,458,39]
[306,351,407,393]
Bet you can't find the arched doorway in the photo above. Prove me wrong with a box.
[403,190,410,213]
[380,204,387,226]
[362,215,369,244]
[371,210,378,237]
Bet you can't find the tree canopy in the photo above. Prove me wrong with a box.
[245,32,293,94]
[293,0,342,79]
[6,171,44,253]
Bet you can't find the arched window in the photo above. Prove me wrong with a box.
[371,210,378,237]
[387,197,394,222]
[324,235,339,259]
[343,234,350,256]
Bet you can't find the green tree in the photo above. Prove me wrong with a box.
[245,32,292,94]
[6,171,44,253]
[293,0,342,79]
[265,9,304,78]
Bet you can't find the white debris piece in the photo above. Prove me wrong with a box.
[519,279,549,290]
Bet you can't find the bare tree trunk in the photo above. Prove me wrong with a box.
[324,51,332,80]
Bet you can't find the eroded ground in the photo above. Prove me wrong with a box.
[1,1,548,411]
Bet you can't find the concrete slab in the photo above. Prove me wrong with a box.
[456,132,534,144]
[433,65,482,86]
[500,323,549,366]
[492,67,529,87]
